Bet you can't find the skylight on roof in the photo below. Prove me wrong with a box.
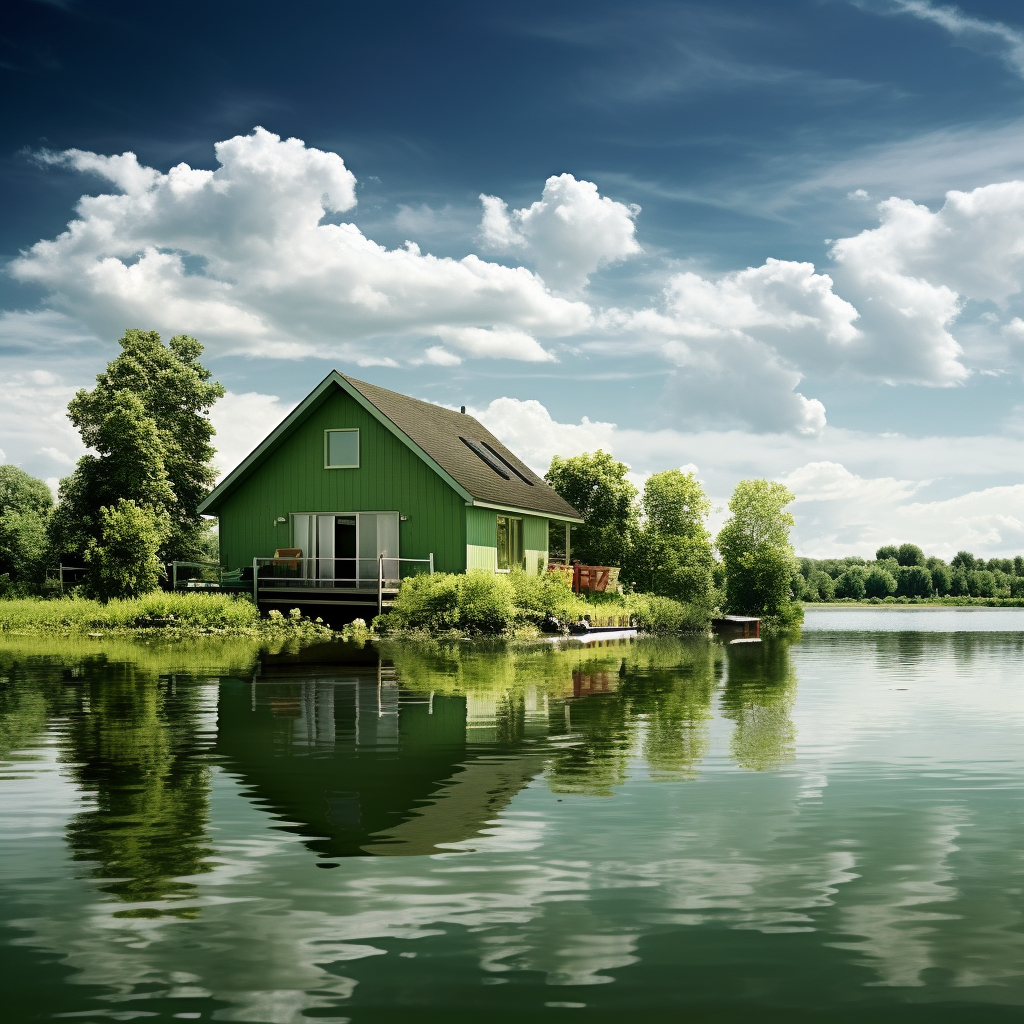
[460,437,510,480]
[481,441,534,485]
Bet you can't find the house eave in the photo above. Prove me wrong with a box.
[468,499,583,524]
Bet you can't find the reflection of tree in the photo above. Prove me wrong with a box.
[62,661,213,914]
[547,640,721,793]
[720,640,797,771]
[0,654,74,760]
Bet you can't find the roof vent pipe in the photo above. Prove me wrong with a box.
[460,406,466,414]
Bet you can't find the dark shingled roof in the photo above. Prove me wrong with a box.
[343,375,582,520]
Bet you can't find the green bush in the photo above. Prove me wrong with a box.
[87,499,168,601]
[380,568,710,635]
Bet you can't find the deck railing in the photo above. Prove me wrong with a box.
[252,554,434,613]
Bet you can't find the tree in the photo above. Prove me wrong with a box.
[50,330,223,564]
[834,567,866,600]
[896,542,926,567]
[896,564,933,598]
[631,470,715,605]
[716,480,798,617]
[808,569,835,601]
[864,566,897,598]
[545,450,638,568]
[929,562,952,596]
[88,499,168,601]
[0,465,54,588]
[875,545,899,562]
[951,551,976,571]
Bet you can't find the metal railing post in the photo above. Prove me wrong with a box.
[59,564,64,593]
[252,558,259,605]
[378,554,384,616]
[429,553,434,575]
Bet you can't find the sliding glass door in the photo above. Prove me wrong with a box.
[291,512,399,585]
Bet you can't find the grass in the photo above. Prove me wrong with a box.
[0,591,338,638]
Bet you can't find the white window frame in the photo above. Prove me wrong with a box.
[324,428,360,469]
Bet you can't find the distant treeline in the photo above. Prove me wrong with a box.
[796,544,1024,601]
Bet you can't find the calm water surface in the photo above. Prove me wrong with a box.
[1,611,1022,1022]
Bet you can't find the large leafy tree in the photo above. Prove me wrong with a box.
[0,465,54,588]
[50,330,224,565]
[715,479,798,617]
[545,450,638,568]
[631,470,715,605]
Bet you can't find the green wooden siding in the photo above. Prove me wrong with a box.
[523,514,549,575]
[466,506,497,572]
[465,507,549,575]
[215,388,467,572]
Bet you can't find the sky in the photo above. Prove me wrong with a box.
[2,0,1023,558]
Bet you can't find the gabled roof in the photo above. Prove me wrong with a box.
[198,371,583,521]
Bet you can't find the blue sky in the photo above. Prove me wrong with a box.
[2,0,1023,556]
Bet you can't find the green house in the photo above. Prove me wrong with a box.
[198,371,582,611]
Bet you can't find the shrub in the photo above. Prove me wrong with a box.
[380,568,710,635]
[87,499,168,601]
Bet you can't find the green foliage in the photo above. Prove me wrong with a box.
[929,562,953,596]
[0,592,261,633]
[641,469,712,536]
[896,564,933,598]
[379,568,708,636]
[896,542,926,567]
[716,480,797,616]
[50,330,224,565]
[864,566,897,598]
[545,450,638,568]
[0,466,54,589]
[87,499,168,601]
[951,551,976,571]
[631,470,716,606]
[834,567,866,600]
[0,464,54,516]
[875,545,899,562]
[808,569,835,601]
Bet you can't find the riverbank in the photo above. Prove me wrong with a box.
[0,592,346,640]
[802,596,1024,607]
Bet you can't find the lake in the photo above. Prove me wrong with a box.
[2,609,1022,1022]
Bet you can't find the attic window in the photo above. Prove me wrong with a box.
[325,429,359,469]
[460,437,510,479]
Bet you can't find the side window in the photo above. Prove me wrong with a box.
[325,429,359,469]
[496,515,524,571]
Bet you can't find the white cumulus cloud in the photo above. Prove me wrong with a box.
[11,128,589,365]
[598,258,857,434]
[830,180,1024,384]
[480,173,641,294]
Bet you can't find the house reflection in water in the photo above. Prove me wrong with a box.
[215,664,549,858]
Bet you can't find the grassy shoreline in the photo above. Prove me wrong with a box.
[0,592,348,639]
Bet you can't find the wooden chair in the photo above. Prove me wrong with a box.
[273,548,302,573]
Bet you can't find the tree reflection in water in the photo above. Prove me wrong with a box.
[719,639,798,771]
[61,659,215,915]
